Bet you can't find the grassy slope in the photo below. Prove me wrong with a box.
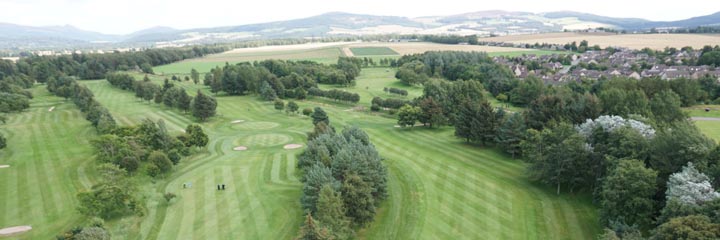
[0,87,98,239]
[83,62,599,239]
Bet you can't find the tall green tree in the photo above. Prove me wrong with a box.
[191,90,217,121]
[397,104,420,128]
[341,173,375,227]
[418,97,444,128]
[190,68,200,85]
[0,132,6,149]
[176,91,192,113]
[600,159,658,228]
[650,90,686,125]
[286,101,299,115]
[185,124,208,148]
[524,123,591,194]
[311,107,329,126]
[495,112,527,158]
[315,185,353,240]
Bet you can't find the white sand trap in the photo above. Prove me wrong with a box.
[283,144,303,150]
[233,146,248,151]
[0,225,32,236]
[0,165,9,169]
[231,120,245,124]
[48,106,55,112]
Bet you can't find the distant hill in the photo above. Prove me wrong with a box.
[1,10,719,49]
[0,23,117,42]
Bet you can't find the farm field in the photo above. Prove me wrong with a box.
[0,87,98,239]
[483,32,720,50]
[154,41,553,75]
[348,47,399,56]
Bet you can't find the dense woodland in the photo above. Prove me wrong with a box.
[202,58,363,101]
[392,51,720,238]
[295,108,388,239]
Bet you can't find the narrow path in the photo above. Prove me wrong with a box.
[341,47,354,57]
[691,117,720,121]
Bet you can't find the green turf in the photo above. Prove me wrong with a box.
[350,47,399,56]
[0,64,597,239]
[685,105,720,118]
[0,87,98,239]
[695,120,720,143]
[71,64,601,239]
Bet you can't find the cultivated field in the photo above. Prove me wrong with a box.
[154,42,545,74]
[483,32,720,50]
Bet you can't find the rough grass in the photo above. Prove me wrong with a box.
[695,120,720,143]
[350,47,399,56]
[0,87,98,239]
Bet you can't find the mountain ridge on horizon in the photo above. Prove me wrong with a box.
[1,10,719,49]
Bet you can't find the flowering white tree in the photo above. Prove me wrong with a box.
[666,162,720,206]
[576,115,655,139]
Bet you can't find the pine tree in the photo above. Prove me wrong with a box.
[474,101,498,145]
[191,90,217,121]
[190,68,200,85]
[316,185,353,240]
[454,100,476,142]
[176,91,192,113]
[495,112,527,158]
[295,213,331,240]
[342,174,375,226]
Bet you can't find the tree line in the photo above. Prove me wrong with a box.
[203,58,363,99]
[81,120,208,221]
[392,51,720,239]
[295,108,388,240]
[106,73,217,121]
[307,88,360,103]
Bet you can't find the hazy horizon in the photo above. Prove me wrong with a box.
[1,0,719,35]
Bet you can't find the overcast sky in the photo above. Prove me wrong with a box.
[1,0,719,34]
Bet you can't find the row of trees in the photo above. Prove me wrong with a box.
[383,87,408,96]
[106,73,217,121]
[370,97,410,111]
[295,108,388,239]
[307,88,360,103]
[47,76,118,134]
[17,46,226,81]
[203,58,362,98]
[0,60,33,113]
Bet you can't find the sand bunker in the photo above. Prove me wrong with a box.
[283,144,303,150]
[0,226,32,236]
[231,120,245,124]
[0,165,9,169]
[48,106,55,112]
[233,146,248,151]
